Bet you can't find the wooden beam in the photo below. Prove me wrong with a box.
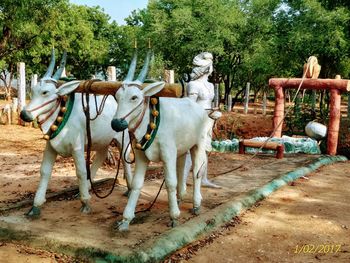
[239,139,284,159]
[269,78,350,92]
[73,81,184,98]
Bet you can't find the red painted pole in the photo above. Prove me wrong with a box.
[273,86,284,138]
[327,89,341,155]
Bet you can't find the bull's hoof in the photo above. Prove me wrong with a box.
[190,207,200,215]
[169,219,178,228]
[25,206,41,219]
[117,220,130,232]
[123,190,130,197]
[80,203,92,214]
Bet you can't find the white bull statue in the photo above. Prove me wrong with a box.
[111,51,209,231]
[20,50,132,217]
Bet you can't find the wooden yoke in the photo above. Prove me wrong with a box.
[74,81,184,98]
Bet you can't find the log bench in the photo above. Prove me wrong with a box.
[238,139,284,159]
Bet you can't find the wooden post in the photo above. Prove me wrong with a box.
[348,93,350,120]
[262,91,267,115]
[11,98,17,113]
[311,90,317,109]
[214,83,219,108]
[107,66,116,81]
[273,86,284,138]
[17,62,26,119]
[244,82,250,114]
[327,88,341,155]
[61,67,67,78]
[164,70,174,84]
[5,104,11,125]
[227,94,232,112]
[31,74,38,89]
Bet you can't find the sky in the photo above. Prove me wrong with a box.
[69,0,149,25]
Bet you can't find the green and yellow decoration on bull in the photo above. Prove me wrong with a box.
[43,93,75,140]
[135,96,160,151]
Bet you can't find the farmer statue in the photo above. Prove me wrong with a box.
[184,52,222,188]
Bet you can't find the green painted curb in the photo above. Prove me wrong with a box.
[105,155,346,263]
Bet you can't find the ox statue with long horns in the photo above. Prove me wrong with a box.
[111,50,210,231]
[20,49,132,217]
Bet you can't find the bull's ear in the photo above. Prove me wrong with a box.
[142,81,165,97]
[56,80,81,96]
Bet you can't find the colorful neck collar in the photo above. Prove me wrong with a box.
[43,93,75,140]
[132,96,160,151]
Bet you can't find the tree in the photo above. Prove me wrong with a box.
[273,0,350,78]
[136,0,249,100]
[0,0,67,99]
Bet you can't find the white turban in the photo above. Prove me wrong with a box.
[190,52,213,80]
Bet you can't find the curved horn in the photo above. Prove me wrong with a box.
[124,50,138,82]
[52,51,67,80]
[136,50,152,83]
[43,48,56,78]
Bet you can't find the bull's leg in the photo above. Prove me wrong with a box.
[90,148,108,182]
[176,153,187,203]
[72,150,91,214]
[27,143,57,218]
[161,147,181,227]
[190,145,206,215]
[181,151,192,194]
[114,132,133,195]
[118,151,148,232]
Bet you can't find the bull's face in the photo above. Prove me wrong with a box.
[20,49,67,123]
[111,82,165,132]
[20,79,59,122]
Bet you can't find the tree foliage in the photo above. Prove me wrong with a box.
[0,0,349,102]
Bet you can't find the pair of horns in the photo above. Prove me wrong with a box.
[124,49,152,83]
[43,48,67,80]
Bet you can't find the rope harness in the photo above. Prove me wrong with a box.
[82,80,164,213]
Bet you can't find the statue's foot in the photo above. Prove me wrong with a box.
[201,179,221,189]
[190,207,200,216]
[80,202,92,214]
[117,219,130,232]
[25,206,41,219]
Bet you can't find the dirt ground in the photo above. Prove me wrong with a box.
[0,112,349,262]
[167,162,350,263]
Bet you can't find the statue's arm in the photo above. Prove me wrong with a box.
[187,82,200,102]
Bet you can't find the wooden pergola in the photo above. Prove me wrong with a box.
[269,78,350,155]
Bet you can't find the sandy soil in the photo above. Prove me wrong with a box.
[167,162,350,263]
[0,112,349,262]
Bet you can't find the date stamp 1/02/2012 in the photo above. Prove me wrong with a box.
[294,244,342,254]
